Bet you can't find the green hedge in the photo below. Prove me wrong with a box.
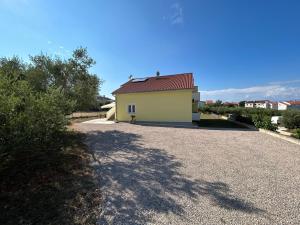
[199,106,280,130]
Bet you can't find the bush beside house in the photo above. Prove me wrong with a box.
[282,109,300,129]
[292,129,300,139]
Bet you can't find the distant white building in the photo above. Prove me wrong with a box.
[271,116,282,124]
[269,102,278,110]
[245,101,254,108]
[245,100,270,109]
[278,101,300,110]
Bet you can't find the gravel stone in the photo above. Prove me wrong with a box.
[74,122,300,225]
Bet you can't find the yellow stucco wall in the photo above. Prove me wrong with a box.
[115,89,192,122]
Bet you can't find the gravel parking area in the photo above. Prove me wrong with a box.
[74,122,300,225]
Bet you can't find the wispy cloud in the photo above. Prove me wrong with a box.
[171,3,183,24]
[164,2,183,25]
[53,48,71,57]
[202,81,300,101]
[46,41,71,58]
[268,79,300,85]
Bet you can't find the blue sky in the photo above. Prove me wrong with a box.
[1,0,300,101]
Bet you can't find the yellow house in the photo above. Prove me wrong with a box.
[112,73,200,123]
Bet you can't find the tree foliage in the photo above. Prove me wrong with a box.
[214,100,223,106]
[0,48,101,151]
[292,129,300,139]
[25,47,102,110]
[282,109,300,129]
[239,101,245,107]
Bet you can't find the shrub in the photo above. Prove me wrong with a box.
[202,105,282,130]
[282,110,300,129]
[292,129,300,139]
[252,115,277,131]
[199,105,211,113]
[0,75,74,151]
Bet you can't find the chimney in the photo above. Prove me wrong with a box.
[156,71,160,76]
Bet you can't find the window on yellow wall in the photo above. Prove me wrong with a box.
[128,104,136,114]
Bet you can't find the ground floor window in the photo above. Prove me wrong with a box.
[128,104,136,114]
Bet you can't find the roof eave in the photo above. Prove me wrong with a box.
[112,87,195,95]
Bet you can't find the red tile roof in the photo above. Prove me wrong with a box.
[287,100,300,105]
[245,100,270,103]
[112,73,194,94]
[205,100,214,104]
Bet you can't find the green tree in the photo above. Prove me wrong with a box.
[0,74,74,151]
[239,101,246,107]
[25,47,102,110]
[282,109,300,129]
[0,47,102,151]
[214,100,223,106]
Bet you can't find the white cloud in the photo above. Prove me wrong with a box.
[59,46,64,49]
[201,82,300,102]
[268,79,300,85]
[167,2,184,25]
[47,40,52,45]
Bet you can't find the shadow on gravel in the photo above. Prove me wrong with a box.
[86,130,265,225]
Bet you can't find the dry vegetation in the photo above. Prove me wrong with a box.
[0,131,102,225]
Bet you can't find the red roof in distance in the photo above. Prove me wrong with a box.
[287,100,300,105]
[112,73,194,94]
[205,100,214,105]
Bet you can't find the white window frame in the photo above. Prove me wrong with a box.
[127,104,136,114]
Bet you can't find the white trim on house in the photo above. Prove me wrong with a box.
[127,104,136,114]
[278,102,289,110]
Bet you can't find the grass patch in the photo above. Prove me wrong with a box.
[200,113,220,120]
[0,132,101,225]
[198,114,248,129]
[291,129,300,139]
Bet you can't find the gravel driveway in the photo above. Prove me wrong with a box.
[74,123,300,225]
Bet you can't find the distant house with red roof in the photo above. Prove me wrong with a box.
[112,73,200,123]
[278,100,300,110]
[205,100,214,105]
